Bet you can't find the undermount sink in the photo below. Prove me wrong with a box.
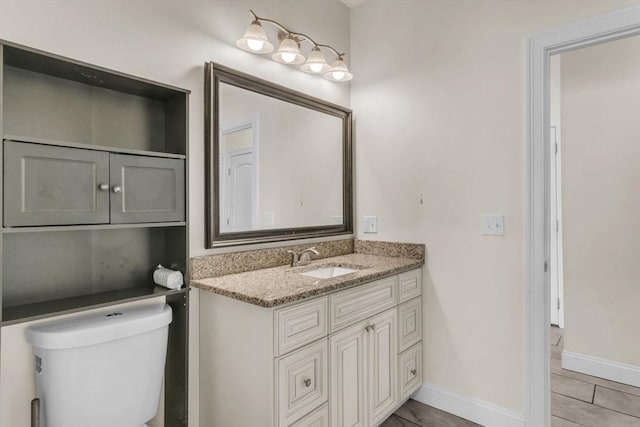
[300,266,360,279]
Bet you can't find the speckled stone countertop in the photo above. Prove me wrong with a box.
[191,253,422,308]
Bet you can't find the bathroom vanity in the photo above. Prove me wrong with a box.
[195,251,423,427]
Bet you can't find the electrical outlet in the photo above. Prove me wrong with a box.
[481,214,504,236]
[363,216,378,233]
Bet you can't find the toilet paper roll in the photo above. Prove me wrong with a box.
[153,265,184,290]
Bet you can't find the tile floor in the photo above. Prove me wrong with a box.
[381,326,640,426]
[550,326,640,426]
[380,399,480,426]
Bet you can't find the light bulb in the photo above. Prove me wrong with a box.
[281,52,296,63]
[247,39,264,52]
[309,63,324,73]
[332,71,346,81]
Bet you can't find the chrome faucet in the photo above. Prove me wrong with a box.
[287,247,320,267]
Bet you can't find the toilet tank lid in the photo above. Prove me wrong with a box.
[26,304,172,350]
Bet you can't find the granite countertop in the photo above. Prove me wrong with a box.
[191,253,422,308]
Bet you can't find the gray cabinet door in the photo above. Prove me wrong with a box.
[109,153,185,223]
[4,141,110,226]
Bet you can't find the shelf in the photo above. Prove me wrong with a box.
[2,286,189,326]
[2,221,186,234]
[3,42,189,99]
[3,134,187,159]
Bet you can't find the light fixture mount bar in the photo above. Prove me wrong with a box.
[248,10,344,60]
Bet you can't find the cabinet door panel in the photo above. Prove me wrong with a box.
[275,297,328,356]
[368,308,398,425]
[110,154,185,223]
[398,269,421,303]
[290,404,329,427]
[277,339,328,426]
[398,297,422,353]
[4,141,110,226]
[330,322,367,427]
[399,342,422,401]
[330,276,397,333]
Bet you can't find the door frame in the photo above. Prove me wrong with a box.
[525,5,640,426]
[220,114,259,231]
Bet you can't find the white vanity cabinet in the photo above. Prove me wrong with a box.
[199,267,423,427]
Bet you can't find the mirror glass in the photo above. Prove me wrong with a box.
[206,63,352,247]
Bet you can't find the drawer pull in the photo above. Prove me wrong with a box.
[303,378,312,387]
[410,369,417,376]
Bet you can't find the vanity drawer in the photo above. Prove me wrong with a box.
[329,276,397,333]
[277,339,329,426]
[398,297,422,353]
[398,269,421,303]
[399,342,422,401]
[275,297,328,356]
[290,404,329,427]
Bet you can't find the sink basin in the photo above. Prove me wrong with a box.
[300,266,360,279]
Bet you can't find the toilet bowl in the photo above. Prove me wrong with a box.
[26,304,172,427]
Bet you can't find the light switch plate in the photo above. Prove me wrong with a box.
[363,216,378,233]
[264,212,274,227]
[481,214,504,236]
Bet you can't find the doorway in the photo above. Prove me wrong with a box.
[219,116,258,233]
[526,5,640,427]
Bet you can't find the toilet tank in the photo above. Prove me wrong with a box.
[26,304,172,427]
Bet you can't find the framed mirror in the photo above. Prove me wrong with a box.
[205,63,353,248]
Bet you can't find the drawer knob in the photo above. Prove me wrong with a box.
[303,378,312,387]
[112,185,122,194]
[411,369,417,376]
[98,183,109,191]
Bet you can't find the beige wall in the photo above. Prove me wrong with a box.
[350,0,640,414]
[560,35,640,367]
[0,2,350,426]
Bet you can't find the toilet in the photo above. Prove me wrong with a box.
[26,303,172,427]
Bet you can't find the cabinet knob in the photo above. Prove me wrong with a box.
[303,378,312,387]
[112,186,122,194]
[98,183,109,191]
[364,325,370,332]
[370,324,376,331]
[410,369,417,376]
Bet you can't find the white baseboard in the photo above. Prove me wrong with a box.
[562,351,640,388]
[412,383,525,427]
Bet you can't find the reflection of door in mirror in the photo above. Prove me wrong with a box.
[220,117,257,232]
[548,35,640,425]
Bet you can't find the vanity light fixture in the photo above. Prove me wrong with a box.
[236,10,353,82]
[236,20,274,54]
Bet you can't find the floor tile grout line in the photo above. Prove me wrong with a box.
[552,413,588,427]
[552,371,599,387]
[552,369,640,396]
[591,384,596,404]
[553,392,640,421]
[392,412,424,427]
[552,390,594,404]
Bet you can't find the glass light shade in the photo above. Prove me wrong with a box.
[300,47,331,74]
[272,36,305,65]
[324,57,353,82]
[236,21,274,54]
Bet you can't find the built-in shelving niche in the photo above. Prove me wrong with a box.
[0,41,190,426]
[2,44,187,155]
[2,226,186,325]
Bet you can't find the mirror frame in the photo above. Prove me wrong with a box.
[205,62,353,248]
